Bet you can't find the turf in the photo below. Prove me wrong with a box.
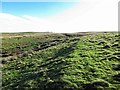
[1,32,120,90]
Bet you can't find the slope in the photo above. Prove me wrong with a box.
[1,32,120,90]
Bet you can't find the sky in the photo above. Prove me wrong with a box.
[0,0,119,33]
[2,2,77,18]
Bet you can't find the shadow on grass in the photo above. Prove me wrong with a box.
[2,42,77,89]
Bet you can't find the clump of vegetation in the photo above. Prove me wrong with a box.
[1,32,120,89]
[84,80,110,90]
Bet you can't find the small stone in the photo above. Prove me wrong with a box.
[103,45,110,49]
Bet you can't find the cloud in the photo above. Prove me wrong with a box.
[47,0,118,33]
[0,13,53,32]
[0,0,118,33]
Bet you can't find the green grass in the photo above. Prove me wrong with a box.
[1,32,120,90]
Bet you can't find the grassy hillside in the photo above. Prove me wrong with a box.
[1,32,120,90]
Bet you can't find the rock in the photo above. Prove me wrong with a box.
[103,45,110,49]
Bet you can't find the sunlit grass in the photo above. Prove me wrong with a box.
[1,32,120,89]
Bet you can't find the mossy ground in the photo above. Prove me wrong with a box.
[1,32,120,90]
